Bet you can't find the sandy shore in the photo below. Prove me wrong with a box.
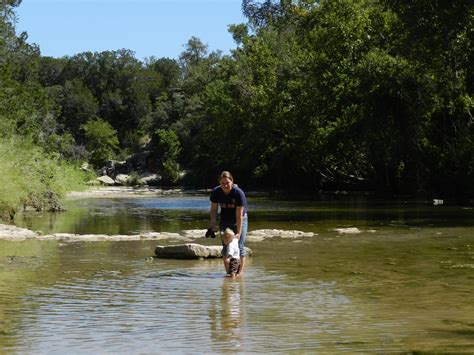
[66,186,198,199]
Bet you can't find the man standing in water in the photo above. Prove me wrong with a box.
[209,171,248,276]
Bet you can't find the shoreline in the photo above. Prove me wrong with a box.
[66,186,207,199]
[64,186,470,206]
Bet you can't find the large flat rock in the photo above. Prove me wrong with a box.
[155,243,252,259]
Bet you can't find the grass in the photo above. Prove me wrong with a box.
[0,136,88,221]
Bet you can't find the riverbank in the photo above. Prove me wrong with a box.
[66,186,193,199]
[65,186,471,206]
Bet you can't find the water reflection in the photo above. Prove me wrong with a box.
[1,237,474,352]
[209,277,245,351]
[15,194,474,236]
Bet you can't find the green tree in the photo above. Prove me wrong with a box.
[146,57,181,89]
[80,117,119,168]
[150,129,182,184]
[61,50,152,149]
[380,0,474,194]
[57,78,98,142]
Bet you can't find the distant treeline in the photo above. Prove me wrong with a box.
[1,0,473,214]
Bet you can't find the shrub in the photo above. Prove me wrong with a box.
[80,118,119,168]
[0,136,87,221]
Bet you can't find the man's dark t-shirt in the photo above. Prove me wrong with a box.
[210,186,248,227]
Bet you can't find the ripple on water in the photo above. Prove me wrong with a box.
[7,247,470,354]
[8,263,374,353]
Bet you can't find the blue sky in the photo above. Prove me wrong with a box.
[16,0,247,61]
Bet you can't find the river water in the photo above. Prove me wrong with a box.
[1,192,474,353]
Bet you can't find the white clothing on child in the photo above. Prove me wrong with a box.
[227,238,240,259]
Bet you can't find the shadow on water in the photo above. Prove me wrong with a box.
[146,269,225,280]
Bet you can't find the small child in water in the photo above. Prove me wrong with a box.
[221,228,240,278]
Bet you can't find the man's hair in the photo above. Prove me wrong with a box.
[219,171,233,182]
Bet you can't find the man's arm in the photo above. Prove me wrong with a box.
[235,205,244,239]
[210,202,218,231]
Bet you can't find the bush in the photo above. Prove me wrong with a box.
[0,136,87,221]
[80,118,119,168]
[151,129,182,184]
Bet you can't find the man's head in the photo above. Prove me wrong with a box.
[219,171,234,194]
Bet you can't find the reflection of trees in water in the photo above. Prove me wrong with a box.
[209,277,245,351]
[17,197,209,235]
[0,239,139,350]
[0,240,61,348]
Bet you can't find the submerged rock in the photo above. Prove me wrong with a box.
[247,229,315,241]
[155,243,252,259]
[334,227,361,234]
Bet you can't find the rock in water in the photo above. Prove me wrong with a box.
[155,243,252,259]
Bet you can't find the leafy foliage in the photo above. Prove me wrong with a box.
[0,0,88,220]
[80,118,119,168]
[150,129,182,183]
[1,0,473,207]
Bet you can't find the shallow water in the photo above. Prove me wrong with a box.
[2,194,474,353]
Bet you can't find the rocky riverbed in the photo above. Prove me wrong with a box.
[0,223,316,242]
[1,187,371,241]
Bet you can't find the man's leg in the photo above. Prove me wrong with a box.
[237,215,248,275]
[238,256,245,275]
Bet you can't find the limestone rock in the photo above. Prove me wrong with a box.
[0,224,38,240]
[247,229,315,241]
[155,243,252,259]
[114,174,130,185]
[80,162,91,171]
[97,175,115,185]
[139,172,161,186]
[334,227,361,234]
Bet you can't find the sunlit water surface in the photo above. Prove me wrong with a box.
[1,194,474,353]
